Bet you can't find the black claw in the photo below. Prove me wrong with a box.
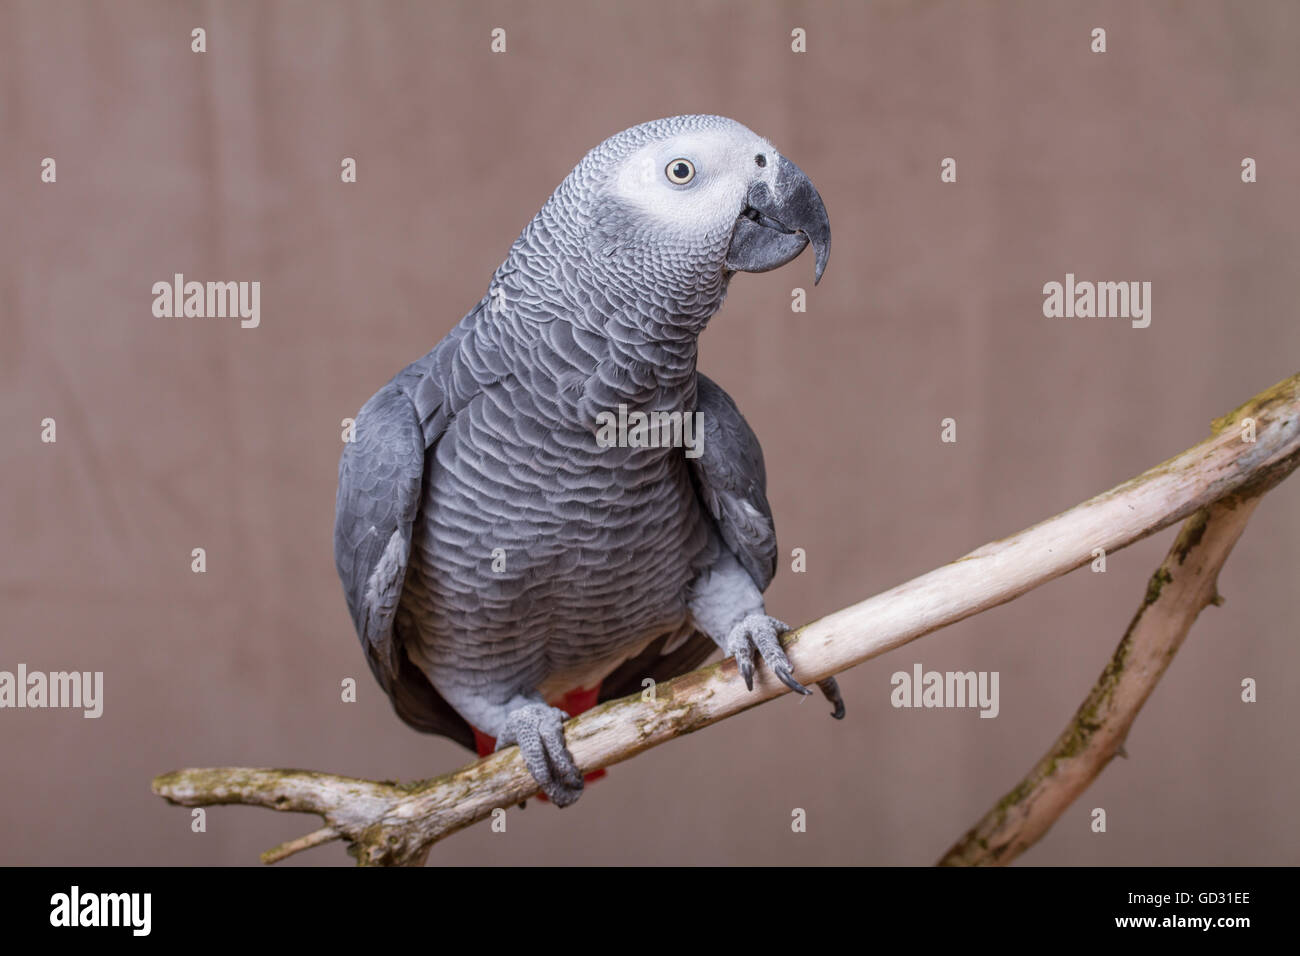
[817,677,846,719]
[739,658,754,692]
[776,664,812,696]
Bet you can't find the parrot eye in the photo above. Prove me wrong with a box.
[665,158,696,185]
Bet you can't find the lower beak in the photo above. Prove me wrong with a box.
[724,156,831,284]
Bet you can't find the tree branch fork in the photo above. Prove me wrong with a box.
[152,373,1300,866]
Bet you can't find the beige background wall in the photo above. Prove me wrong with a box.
[2,0,1297,865]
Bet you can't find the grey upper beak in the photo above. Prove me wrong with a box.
[724,155,831,284]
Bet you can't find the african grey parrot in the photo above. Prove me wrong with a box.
[335,115,837,806]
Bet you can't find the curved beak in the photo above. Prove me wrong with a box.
[725,155,831,284]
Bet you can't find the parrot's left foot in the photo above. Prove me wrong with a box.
[725,613,811,696]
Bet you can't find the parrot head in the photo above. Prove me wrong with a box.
[560,115,831,313]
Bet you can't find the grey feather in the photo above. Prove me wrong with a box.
[688,374,778,591]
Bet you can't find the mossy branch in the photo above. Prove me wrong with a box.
[937,494,1261,866]
[152,372,1300,865]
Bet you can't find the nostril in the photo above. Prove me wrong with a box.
[755,154,767,168]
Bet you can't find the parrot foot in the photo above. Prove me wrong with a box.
[817,677,846,719]
[495,702,584,807]
[725,613,811,696]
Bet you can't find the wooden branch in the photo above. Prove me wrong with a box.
[152,373,1300,865]
[937,493,1262,866]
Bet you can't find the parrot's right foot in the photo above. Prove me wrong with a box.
[495,702,584,807]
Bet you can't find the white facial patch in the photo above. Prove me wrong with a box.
[608,123,781,238]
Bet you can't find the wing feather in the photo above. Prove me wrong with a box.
[333,363,476,749]
[687,374,778,590]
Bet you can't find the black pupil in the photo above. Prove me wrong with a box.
[755,154,766,167]
[673,162,690,180]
